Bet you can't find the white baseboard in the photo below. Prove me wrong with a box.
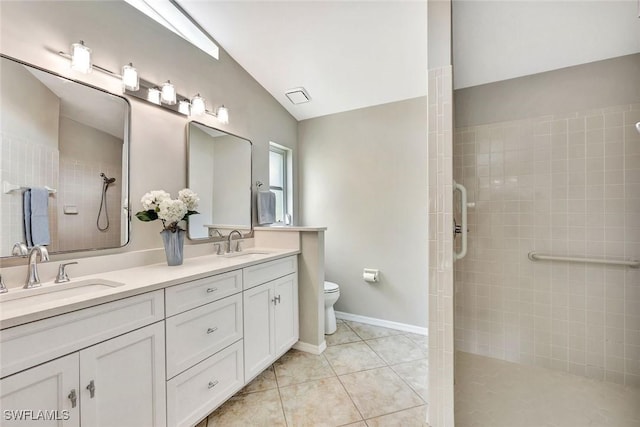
[293,340,327,355]
[335,311,428,336]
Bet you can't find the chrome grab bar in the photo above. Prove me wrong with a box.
[528,252,639,268]
[453,181,468,261]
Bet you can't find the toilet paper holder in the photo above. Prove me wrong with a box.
[363,268,379,283]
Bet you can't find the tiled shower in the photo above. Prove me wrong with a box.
[453,102,640,386]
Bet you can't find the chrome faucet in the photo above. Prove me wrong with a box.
[25,245,50,289]
[0,275,7,294]
[227,230,243,253]
[11,242,28,257]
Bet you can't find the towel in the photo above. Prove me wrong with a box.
[29,187,51,246]
[23,189,33,247]
[257,190,276,225]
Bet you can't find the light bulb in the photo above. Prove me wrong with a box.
[121,63,139,91]
[70,41,92,73]
[191,94,206,116]
[216,105,229,124]
[178,100,191,115]
[148,87,161,105]
[161,80,176,105]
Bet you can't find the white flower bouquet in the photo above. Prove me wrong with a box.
[136,189,199,232]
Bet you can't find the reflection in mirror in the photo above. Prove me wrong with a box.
[187,122,252,240]
[0,55,130,258]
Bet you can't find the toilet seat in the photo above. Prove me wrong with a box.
[324,281,339,293]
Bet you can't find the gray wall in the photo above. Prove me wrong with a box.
[455,53,640,128]
[0,0,297,259]
[298,97,428,328]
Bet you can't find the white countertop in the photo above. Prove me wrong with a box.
[0,248,299,329]
[254,225,327,231]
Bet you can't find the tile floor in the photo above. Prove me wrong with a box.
[196,320,429,427]
[455,351,640,427]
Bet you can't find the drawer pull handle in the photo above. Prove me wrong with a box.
[207,327,218,334]
[208,380,219,389]
[206,287,218,293]
[86,380,95,398]
[68,389,77,408]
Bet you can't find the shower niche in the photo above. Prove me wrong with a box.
[0,54,130,257]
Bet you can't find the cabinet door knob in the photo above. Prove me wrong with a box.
[206,287,218,293]
[68,389,77,408]
[208,380,219,389]
[86,380,96,398]
[206,327,218,334]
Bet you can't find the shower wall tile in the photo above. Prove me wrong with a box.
[454,103,640,387]
[428,66,455,427]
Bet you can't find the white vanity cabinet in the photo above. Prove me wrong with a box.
[243,257,299,382]
[0,292,166,427]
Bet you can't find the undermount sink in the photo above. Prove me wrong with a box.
[222,250,274,259]
[0,279,125,312]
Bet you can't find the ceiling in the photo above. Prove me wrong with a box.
[177,1,428,121]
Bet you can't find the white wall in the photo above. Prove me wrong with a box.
[298,97,428,328]
[0,0,297,263]
[453,1,640,89]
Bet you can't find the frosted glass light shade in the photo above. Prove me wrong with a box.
[70,41,92,73]
[216,105,229,124]
[148,87,161,105]
[161,81,177,105]
[178,100,191,115]
[121,63,139,91]
[191,94,206,116]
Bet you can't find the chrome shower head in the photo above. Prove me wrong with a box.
[100,173,116,184]
[636,122,640,134]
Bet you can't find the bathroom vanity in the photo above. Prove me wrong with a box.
[0,251,299,427]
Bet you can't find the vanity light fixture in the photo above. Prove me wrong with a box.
[70,41,92,74]
[178,100,191,115]
[121,63,139,91]
[58,42,228,122]
[191,94,206,116]
[148,87,161,105]
[216,105,229,125]
[161,80,177,105]
[205,105,229,124]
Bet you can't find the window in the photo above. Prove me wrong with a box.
[269,143,292,224]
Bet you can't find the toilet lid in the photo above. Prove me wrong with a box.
[324,281,339,293]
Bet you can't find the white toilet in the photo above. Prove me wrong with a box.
[324,281,340,335]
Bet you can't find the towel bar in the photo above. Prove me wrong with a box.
[528,252,639,268]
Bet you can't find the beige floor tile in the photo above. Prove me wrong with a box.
[342,422,367,427]
[339,367,424,419]
[274,349,335,386]
[326,322,362,346]
[324,342,386,375]
[207,388,286,427]
[390,359,428,402]
[240,365,277,394]
[344,321,403,340]
[402,332,429,352]
[365,405,428,427]
[366,335,427,364]
[279,377,363,426]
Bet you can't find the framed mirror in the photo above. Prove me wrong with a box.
[187,121,252,241]
[0,55,130,258]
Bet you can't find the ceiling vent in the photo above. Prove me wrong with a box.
[285,87,311,105]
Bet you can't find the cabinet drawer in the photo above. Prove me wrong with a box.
[243,256,297,290]
[165,270,242,317]
[0,290,164,378]
[166,294,243,379]
[167,340,244,427]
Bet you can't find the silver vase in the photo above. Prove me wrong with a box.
[160,229,185,266]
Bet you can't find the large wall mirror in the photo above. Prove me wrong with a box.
[187,121,252,241]
[0,55,130,258]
